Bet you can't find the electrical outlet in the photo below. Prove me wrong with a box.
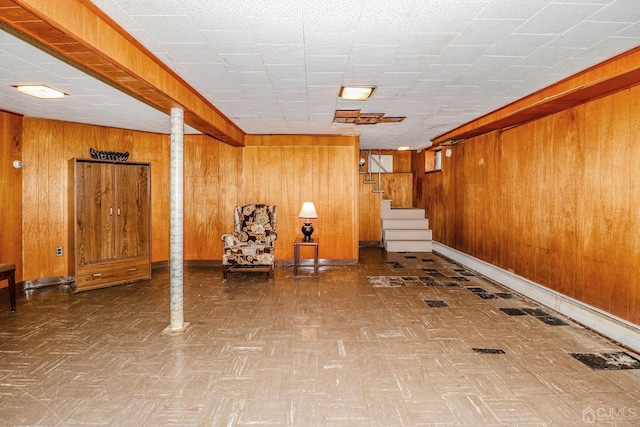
[56,246,63,256]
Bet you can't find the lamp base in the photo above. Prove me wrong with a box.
[301,222,314,242]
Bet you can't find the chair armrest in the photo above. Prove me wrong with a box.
[265,232,277,245]
[222,232,240,246]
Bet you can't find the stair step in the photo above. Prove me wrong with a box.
[383,229,432,241]
[384,240,433,252]
[381,218,429,229]
[381,207,426,219]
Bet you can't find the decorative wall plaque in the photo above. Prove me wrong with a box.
[89,148,129,162]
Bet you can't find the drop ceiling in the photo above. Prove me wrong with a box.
[1,0,640,149]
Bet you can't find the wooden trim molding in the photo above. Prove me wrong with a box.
[433,46,640,145]
[0,0,245,146]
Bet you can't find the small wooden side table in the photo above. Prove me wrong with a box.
[293,238,319,277]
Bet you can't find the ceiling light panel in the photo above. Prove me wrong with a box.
[339,87,374,101]
[15,85,65,99]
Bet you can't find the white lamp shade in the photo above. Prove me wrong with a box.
[298,202,318,219]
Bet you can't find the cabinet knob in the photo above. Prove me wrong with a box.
[128,267,137,272]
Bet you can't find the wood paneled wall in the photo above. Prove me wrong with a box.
[21,118,170,281]
[359,181,382,242]
[416,86,640,325]
[183,135,242,261]
[244,135,359,261]
[358,150,414,240]
[16,123,359,282]
[0,111,23,284]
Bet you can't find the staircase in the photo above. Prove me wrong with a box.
[381,199,433,252]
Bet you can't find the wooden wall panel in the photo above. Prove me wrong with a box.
[0,111,23,284]
[548,108,583,299]
[629,85,640,325]
[582,91,631,318]
[379,173,413,207]
[415,86,640,325]
[359,181,382,242]
[183,135,242,261]
[21,118,170,281]
[244,135,359,261]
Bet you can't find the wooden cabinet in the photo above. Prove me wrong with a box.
[69,158,151,292]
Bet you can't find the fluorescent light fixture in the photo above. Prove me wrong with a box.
[339,86,375,101]
[14,85,66,99]
[397,146,411,151]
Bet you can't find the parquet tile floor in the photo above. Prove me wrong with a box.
[1,247,639,426]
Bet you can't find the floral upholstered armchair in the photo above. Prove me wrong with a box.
[222,204,277,279]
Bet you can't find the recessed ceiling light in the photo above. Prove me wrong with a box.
[13,85,66,99]
[339,86,375,101]
[397,146,411,151]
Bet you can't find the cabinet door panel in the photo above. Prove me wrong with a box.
[75,162,114,264]
[115,164,150,258]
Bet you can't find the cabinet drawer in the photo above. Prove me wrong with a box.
[75,257,150,292]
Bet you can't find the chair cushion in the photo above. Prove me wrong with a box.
[223,243,275,266]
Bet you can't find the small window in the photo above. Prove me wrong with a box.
[425,149,442,173]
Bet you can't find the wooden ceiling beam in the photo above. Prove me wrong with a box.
[432,46,640,146]
[0,0,245,146]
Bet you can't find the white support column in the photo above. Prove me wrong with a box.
[163,107,191,335]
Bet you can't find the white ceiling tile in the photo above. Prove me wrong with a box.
[306,56,349,73]
[616,21,640,36]
[452,19,526,46]
[265,64,306,80]
[411,1,489,33]
[258,44,305,65]
[306,72,344,86]
[518,46,586,67]
[302,0,365,33]
[487,34,556,56]
[5,1,640,149]
[436,45,491,65]
[247,17,304,44]
[229,71,271,86]
[479,0,552,19]
[578,37,640,59]
[133,15,204,43]
[349,45,399,66]
[239,0,301,18]
[515,3,604,35]
[588,0,640,22]
[219,53,265,72]
[304,32,355,56]
[201,30,257,50]
[550,21,630,48]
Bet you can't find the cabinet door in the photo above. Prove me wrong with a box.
[115,164,150,258]
[75,162,115,264]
